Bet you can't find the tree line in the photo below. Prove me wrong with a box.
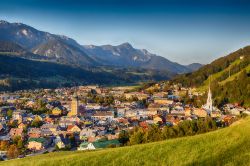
[119,117,218,146]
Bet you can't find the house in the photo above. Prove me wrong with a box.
[9,128,24,139]
[44,117,54,124]
[170,110,185,117]
[54,135,70,149]
[18,122,26,129]
[154,98,173,105]
[124,92,148,100]
[28,128,42,138]
[12,110,26,122]
[223,115,236,125]
[52,107,63,116]
[77,142,89,151]
[91,111,114,122]
[153,116,163,124]
[59,120,75,129]
[192,108,207,118]
[211,111,221,118]
[27,138,48,151]
[78,139,120,151]
[185,108,192,117]
[85,103,101,110]
[107,134,118,140]
[117,108,126,117]
[135,109,148,118]
[229,108,244,115]
[26,100,35,108]
[67,125,81,133]
[0,106,15,116]
[41,124,59,136]
[124,109,137,118]
[153,92,167,98]
[90,139,120,149]
[139,121,148,128]
[148,103,161,115]
[79,128,95,140]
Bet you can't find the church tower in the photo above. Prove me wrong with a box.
[68,96,79,116]
[206,86,213,112]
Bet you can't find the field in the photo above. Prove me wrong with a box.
[2,117,250,166]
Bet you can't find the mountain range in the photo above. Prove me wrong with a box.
[0,20,205,91]
[0,20,200,73]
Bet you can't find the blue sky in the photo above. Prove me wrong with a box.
[1,0,250,64]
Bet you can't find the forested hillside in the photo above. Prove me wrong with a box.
[172,46,250,86]
[171,46,250,107]
[0,55,173,91]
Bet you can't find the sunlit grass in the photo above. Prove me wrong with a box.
[219,64,250,85]
[197,59,244,92]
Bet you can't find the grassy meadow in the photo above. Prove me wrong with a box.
[2,117,250,166]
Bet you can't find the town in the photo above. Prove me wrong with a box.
[0,82,249,160]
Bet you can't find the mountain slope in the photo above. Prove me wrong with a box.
[171,46,250,87]
[185,63,203,71]
[83,43,190,73]
[171,46,250,106]
[0,41,49,60]
[3,117,250,166]
[32,39,96,66]
[0,20,94,66]
[0,54,174,91]
[0,20,192,73]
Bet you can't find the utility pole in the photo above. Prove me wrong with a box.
[229,66,231,78]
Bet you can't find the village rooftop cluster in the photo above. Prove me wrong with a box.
[0,83,249,159]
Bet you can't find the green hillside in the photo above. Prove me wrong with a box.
[171,46,250,106]
[197,58,249,92]
[172,46,250,87]
[2,117,250,166]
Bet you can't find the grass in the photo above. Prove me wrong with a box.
[197,58,245,92]
[219,64,250,85]
[2,117,250,166]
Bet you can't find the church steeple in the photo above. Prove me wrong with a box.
[206,77,213,112]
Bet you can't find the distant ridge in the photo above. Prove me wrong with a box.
[185,63,203,71]
[0,20,198,73]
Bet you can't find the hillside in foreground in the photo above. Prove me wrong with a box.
[2,117,250,166]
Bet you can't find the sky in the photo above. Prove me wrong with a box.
[1,0,250,65]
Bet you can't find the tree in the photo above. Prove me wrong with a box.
[129,128,145,145]
[162,126,177,139]
[0,141,9,151]
[144,125,162,143]
[69,135,76,147]
[8,120,18,128]
[7,109,13,119]
[12,136,21,145]
[118,130,129,145]
[205,117,217,131]
[31,116,43,127]
[7,144,19,159]
[17,139,24,149]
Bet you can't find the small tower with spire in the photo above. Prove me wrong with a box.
[206,86,213,112]
[68,95,79,116]
[205,77,213,112]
